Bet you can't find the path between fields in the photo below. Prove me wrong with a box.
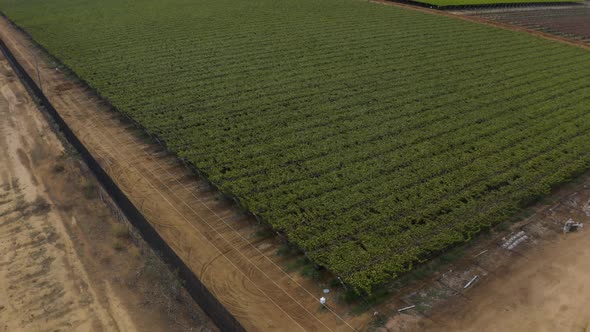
[370,0,590,50]
[0,54,215,331]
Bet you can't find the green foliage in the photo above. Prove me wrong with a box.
[350,287,391,315]
[276,243,295,257]
[2,0,589,293]
[301,264,322,280]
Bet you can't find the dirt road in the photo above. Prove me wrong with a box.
[0,51,214,331]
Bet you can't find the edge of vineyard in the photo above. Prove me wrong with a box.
[0,11,310,273]
[0,31,246,332]
[3,11,589,295]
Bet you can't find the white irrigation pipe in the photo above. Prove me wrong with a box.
[473,249,488,258]
[398,305,416,313]
[464,275,478,289]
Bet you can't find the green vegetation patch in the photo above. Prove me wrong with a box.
[2,0,589,293]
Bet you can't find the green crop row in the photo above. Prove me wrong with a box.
[2,0,589,293]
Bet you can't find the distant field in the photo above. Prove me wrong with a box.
[470,3,590,42]
[414,0,582,7]
[1,0,589,293]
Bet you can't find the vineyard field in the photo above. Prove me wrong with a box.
[1,0,589,293]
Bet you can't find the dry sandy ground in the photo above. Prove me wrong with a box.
[435,231,590,332]
[0,53,215,331]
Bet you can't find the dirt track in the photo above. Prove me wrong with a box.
[0,54,215,331]
[0,52,119,332]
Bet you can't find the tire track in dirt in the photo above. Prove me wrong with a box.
[0,185,85,332]
[0,62,117,331]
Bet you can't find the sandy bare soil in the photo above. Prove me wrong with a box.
[435,231,590,331]
[0,53,215,331]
